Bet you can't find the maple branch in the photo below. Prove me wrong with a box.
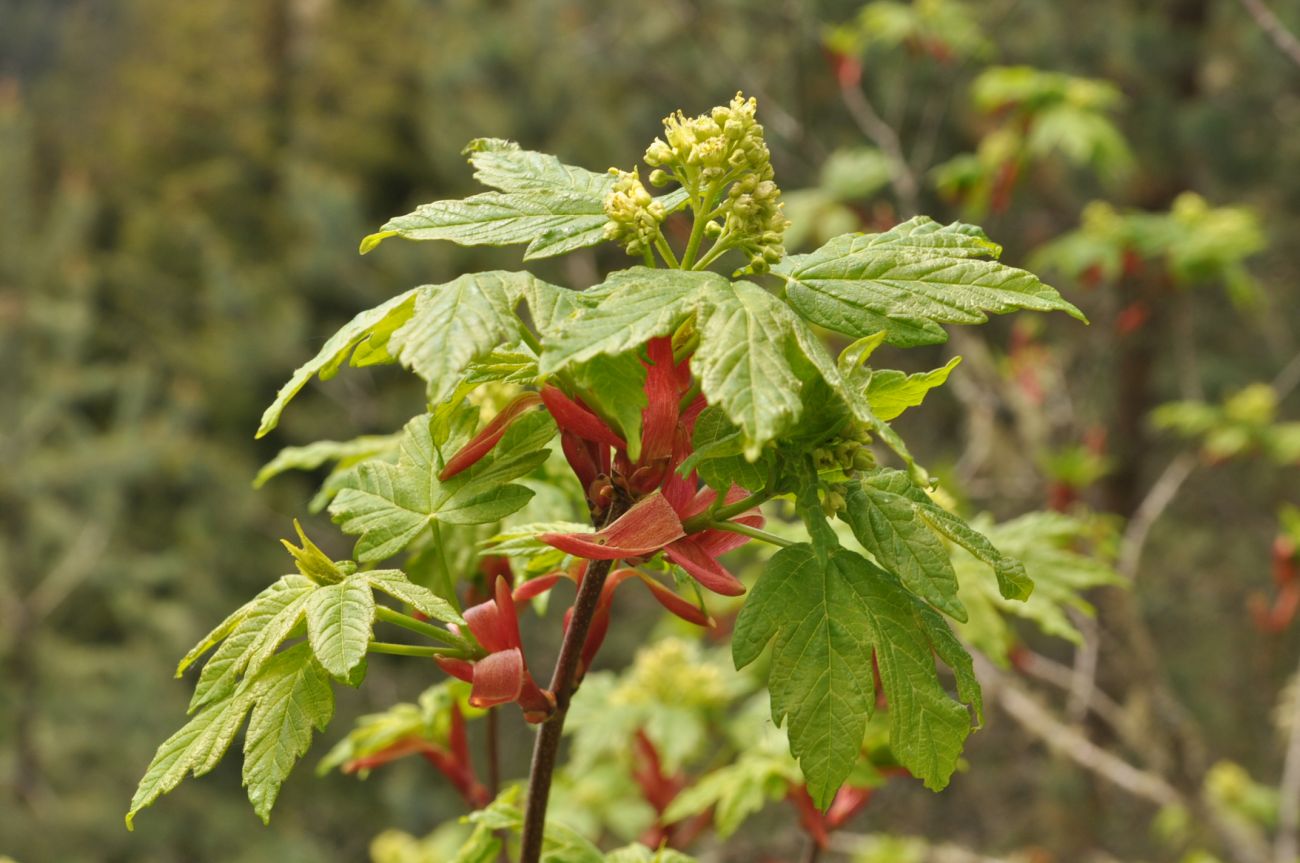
[520,499,629,863]
[1117,452,1198,582]
[1275,654,1300,863]
[1015,648,1128,734]
[977,654,1180,807]
[1235,0,1300,69]
[977,655,1271,863]
[839,79,919,216]
[1272,349,1300,399]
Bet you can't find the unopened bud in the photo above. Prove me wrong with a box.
[645,139,673,166]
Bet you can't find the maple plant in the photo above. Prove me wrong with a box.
[127,94,1084,861]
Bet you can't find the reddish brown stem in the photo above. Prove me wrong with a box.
[518,556,617,862]
[518,493,629,862]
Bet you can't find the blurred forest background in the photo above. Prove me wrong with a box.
[3,1,1300,861]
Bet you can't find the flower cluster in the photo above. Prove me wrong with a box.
[643,92,789,270]
[813,421,876,474]
[603,168,666,256]
[645,92,770,185]
[722,173,788,273]
[812,421,875,515]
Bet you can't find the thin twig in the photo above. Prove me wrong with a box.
[1116,452,1198,582]
[976,654,1181,807]
[977,655,1272,863]
[1065,611,1102,724]
[1235,0,1300,69]
[1017,648,1127,734]
[1275,658,1300,863]
[1271,349,1300,399]
[838,81,920,216]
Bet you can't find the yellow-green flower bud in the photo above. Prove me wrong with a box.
[603,168,666,257]
[645,139,673,167]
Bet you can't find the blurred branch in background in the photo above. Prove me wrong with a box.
[1235,0,1300,69]
[975,655,1272,863]
[1276,658,1300,863]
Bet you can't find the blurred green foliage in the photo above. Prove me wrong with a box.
[4,0,1300,861]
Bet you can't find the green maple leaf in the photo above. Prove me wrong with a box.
[361,190,612,260]
[541,269,865,458]
[539,268,712,370]
[681,406,773,493]
[859,469,1033,602]
[318,681,469,777]
[129,643,335,830]
[733,539,980,805]
[865,358,963,421]
[181,527,463,708]
[840,480,967,621]
[456,787,604,863]
[258,271,568,437]
[661,747,801,837]
[329,410,551,562]
[364,569,462,623]
[569,351,648,460]
[126,684,257,830]
[360,139,685,260]
[254,433,403,490]
[305,576,376,680]
[186,574,316,712]
[241,644,335,823]
[955,512,1121,664]
[773,215,1085,346]
[257,288,418,437]
[693,280,808,459]
[387,271,543,406]
[465,138,618,199]
[735,474,981,806]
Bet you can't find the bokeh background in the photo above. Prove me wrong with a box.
[3,1,1300,861]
